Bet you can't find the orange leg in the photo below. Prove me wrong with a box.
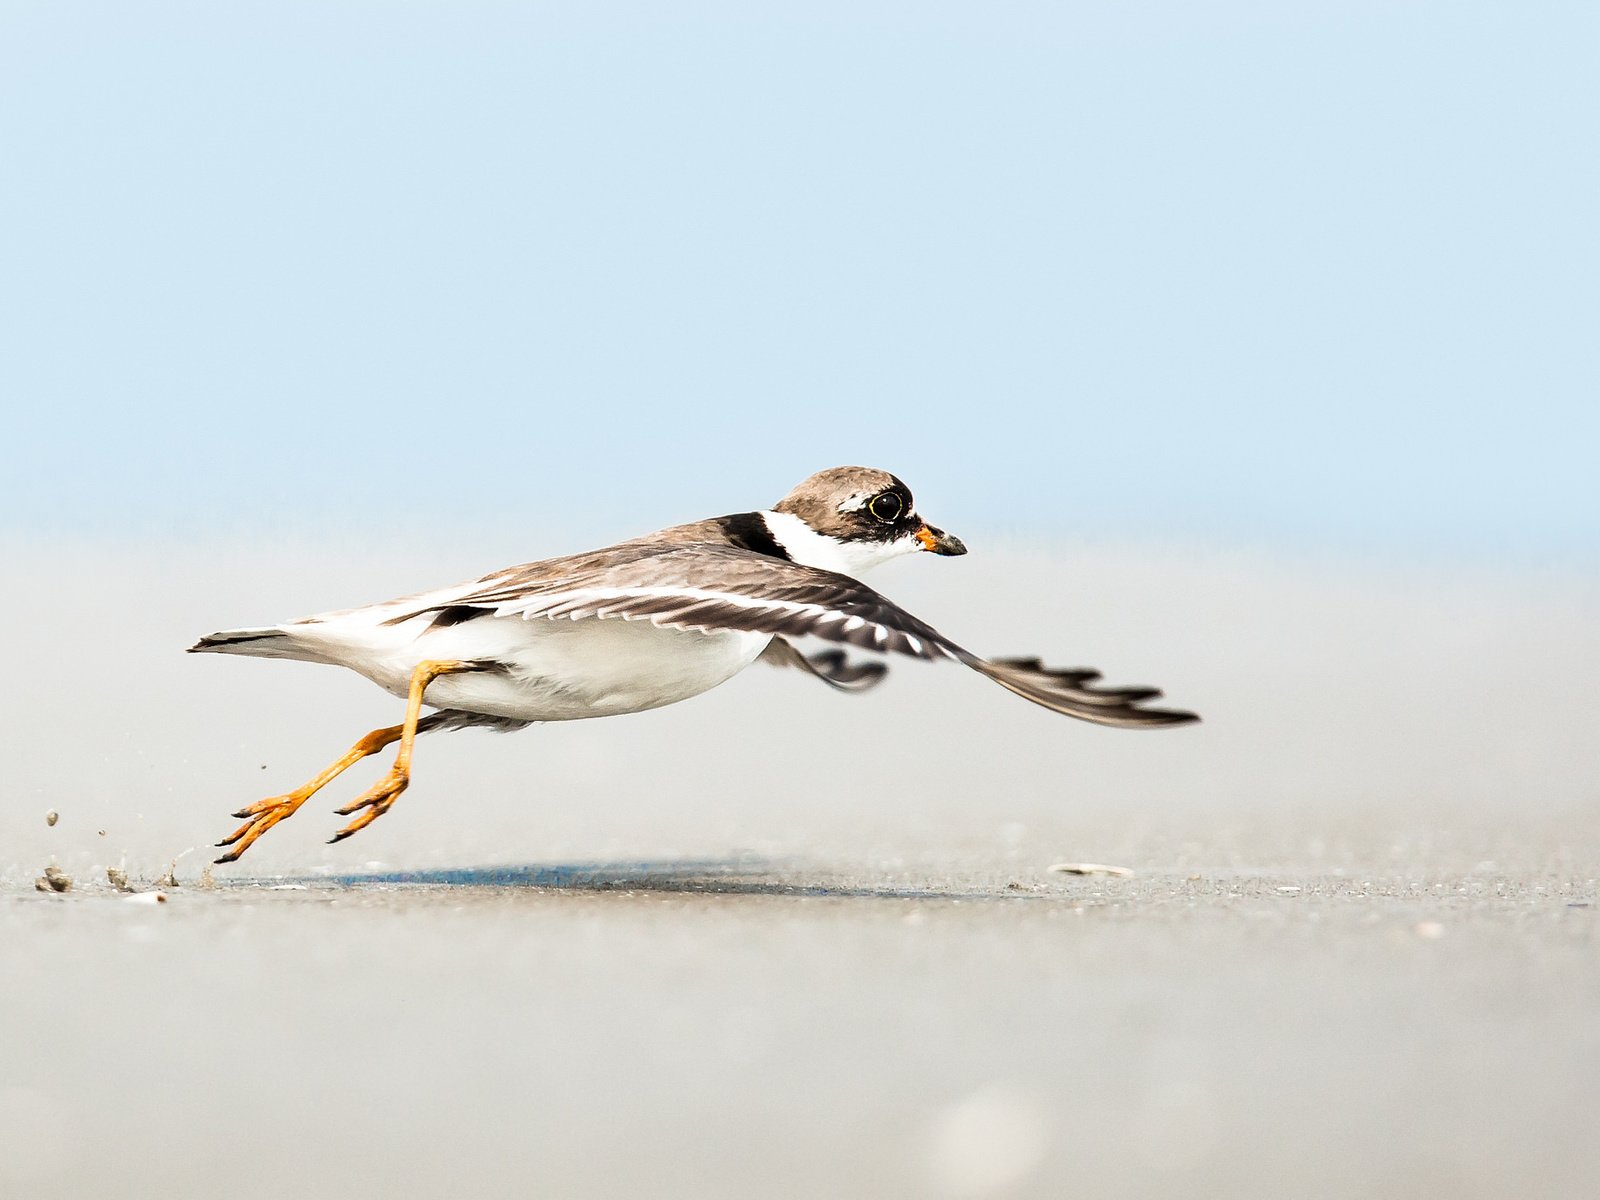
[327,659,482,845]
[214,659,483,863]
[214,724,404,863]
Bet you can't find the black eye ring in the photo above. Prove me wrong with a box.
[867,492,903,523]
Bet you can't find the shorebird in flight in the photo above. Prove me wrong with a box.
[192,466,1197,861]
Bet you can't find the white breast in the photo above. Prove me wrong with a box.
[307,614,773,722]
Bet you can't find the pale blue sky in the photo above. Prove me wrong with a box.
[2,1,1595,565]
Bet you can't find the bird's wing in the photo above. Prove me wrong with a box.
[450,543,956,658]
[413,543,1198,729]
[959,657,1195,728]
[758,637,889,693]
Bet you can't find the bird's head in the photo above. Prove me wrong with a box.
[761,466,966,577]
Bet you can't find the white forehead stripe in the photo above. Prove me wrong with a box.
[836,491,874,513]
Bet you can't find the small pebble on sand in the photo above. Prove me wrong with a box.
[34,865,72,893]
[1048,862,1134,877]
[45,810,59,827]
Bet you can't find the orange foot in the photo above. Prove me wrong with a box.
[215,791,313,864]
[329,767,411,844]
[212,723,405,864]
[211,660,482,865]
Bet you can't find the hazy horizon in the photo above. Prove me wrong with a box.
[5,534,1594,884]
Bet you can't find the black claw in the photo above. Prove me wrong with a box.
[231,809,252,819]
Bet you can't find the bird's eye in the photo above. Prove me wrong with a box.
[868,492,904,523]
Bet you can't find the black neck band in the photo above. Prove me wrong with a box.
[716,512,792,560]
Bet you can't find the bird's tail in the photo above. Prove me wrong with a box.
[188,626,317,661]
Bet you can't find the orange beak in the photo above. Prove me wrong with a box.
[916,523,968,556]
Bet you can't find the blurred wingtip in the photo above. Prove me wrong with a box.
[965,655,1199,729]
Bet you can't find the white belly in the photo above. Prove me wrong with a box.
[314,615,771,722]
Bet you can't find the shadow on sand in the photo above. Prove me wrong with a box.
[289,858,1051,902]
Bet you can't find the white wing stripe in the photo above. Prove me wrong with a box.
[488,585,952,660]
[496,585,800,618]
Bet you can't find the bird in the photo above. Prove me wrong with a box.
[191,466,1198,862]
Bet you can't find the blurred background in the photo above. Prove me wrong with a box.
[2,3,1596,1198]
[3,0,1595,561]
[2,0,1594,867]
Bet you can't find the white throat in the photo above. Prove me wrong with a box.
[760,510,920,578]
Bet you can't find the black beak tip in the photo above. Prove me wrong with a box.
[923,526,967,556]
